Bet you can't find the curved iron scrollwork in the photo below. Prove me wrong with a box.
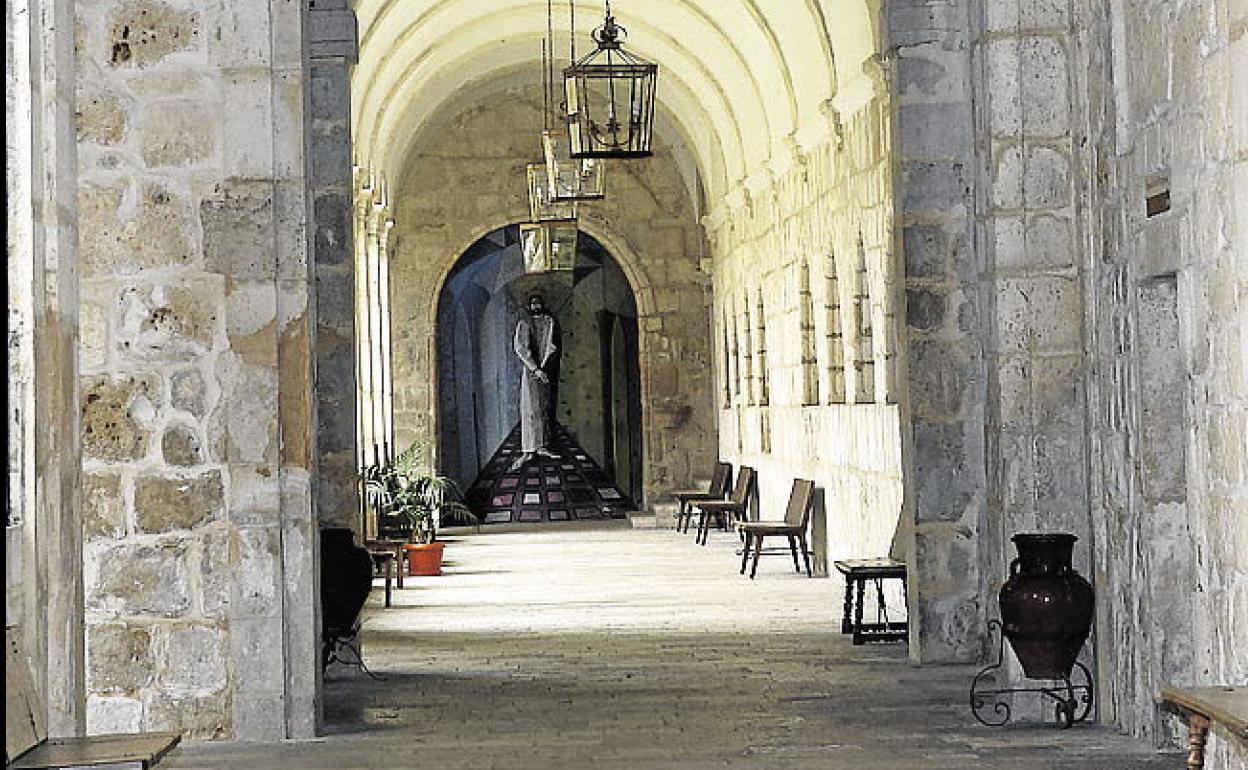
[969,620,1093,728]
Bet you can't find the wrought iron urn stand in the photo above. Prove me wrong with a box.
[970,620,1093,728]
[970,533,1096,728]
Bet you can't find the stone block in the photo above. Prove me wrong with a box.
[232,527,281,616]
[902,224,949,279]
[107,0,200,67]
[899,102,970,158]
[907,339,968,418]
[991,146,1024,210]
[219,357,279,463]
[906,287,946,331]
[114,279,221,362]
[1022,147,1071,208]
[80,182,193,275]
[89,541,191,616]
[310,124,352,186]
[230,618,285,693]
[1020,36,1070,137]
[915,591,982,663]
[230,465,282,523]
[225,281,278,363]
[202,181,277,280]
[221,73,275,178]
[87,623,154,693]
[157,624,228,694]
[135,470,224,533]
[913,422,979,523]
[80,295,111,370]
[171,368,209,417]
[313,193,352,266]
[162,424,205,466]
[141,101,217,167]
[201,529,232,618]
[1024,214,1073,268]
[144,690,230,740]
[83,472,126,540]
[902,161,968,213]
[310,62,352,121]
[77,90,128,144]
[86,695,143,734]
[81,374,159,463]
[986,39,1022,137]
[995,276,1082,353]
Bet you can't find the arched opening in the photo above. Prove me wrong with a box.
[435,224,643,524]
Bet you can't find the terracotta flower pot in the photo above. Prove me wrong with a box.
[999,533,1094,679]
[404,541,445,576]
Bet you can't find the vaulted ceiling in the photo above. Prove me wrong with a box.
[350,0,880,202]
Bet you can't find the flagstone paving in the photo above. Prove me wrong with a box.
[164,526,1182,769]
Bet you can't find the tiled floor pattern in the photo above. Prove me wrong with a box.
[465,422,632,525]
[164,527,1186,770]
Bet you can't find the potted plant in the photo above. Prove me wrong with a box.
[363,441,476,576]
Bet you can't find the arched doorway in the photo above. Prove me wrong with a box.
[436,224,643,524]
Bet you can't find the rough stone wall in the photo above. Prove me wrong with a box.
[74,0,320,740]
[707,92,905,578]
[388,85,715,507]
[1078,0,1247,763]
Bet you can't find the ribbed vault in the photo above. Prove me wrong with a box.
[351,0,879,203]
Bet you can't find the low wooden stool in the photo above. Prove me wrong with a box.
[1160,685,1247,769]
[833,558,909,645]
[368,549,396,608]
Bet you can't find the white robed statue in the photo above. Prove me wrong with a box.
[510,293,561,470]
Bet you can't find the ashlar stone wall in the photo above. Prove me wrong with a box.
[706,85,905,578]
[75,0,321,741]
[387,85,716,507]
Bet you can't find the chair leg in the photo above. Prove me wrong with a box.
[740,533,752,574]
[696,510,709,545]
[799,534,813,577]
[750,534,763,579]
[841,577,854,634]
[788,535,801,572]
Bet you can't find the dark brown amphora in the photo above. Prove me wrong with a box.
[999,533,1094,679]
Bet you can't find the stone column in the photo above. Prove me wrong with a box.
[890,0,989,663]
[309,0,362,531]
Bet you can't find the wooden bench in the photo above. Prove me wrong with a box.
[1160,685,1247,769]
[6,628,181,769]
[833,558,909,645]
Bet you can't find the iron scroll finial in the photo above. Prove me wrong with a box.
[592,12,625,49]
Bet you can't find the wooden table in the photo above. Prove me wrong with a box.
[833,558,908,645]
[1160,685,1247,769]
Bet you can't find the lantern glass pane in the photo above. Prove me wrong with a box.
[527,164,577,222]
[543,130,606,201]
[520,222,578,274]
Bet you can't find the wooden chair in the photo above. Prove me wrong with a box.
[692,466,755,546]
[736,479,815,579]
[672,462,732,533]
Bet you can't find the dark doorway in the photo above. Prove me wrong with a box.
[436,225,643,520]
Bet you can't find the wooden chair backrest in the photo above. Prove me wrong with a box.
[729,466,756,505]
[6,627,46,762]
[709,462,733,496]
[783,479,816,529]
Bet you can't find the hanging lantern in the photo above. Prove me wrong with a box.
[527,163,577,223]
[521,221,578,273]
[544,129,606,201]
[563,2,657,159]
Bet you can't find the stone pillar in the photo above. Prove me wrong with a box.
[309,0,361,531]
[890,0,989,663]
[7,0,85,734]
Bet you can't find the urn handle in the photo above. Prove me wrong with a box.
[1009,557,1021,578]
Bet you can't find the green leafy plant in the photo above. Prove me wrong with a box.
[363,441,477,544]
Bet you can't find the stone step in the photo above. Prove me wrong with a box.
[627,514,659,529]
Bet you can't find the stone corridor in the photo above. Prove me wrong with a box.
[163,525,1179,769]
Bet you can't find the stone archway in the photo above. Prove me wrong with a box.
[435,224,645,522]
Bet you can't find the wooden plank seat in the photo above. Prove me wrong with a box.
[1159,685,1247,769]
[6,628,180,769]
[692,467,756,546]
[833,558,909,644]
[736,479,816,579]
[672,461,733,533]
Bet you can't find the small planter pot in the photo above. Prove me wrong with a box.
[404,541,445,576]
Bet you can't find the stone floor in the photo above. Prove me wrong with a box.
[165,524,1181,769]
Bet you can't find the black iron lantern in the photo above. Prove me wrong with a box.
[563,2,657,159]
